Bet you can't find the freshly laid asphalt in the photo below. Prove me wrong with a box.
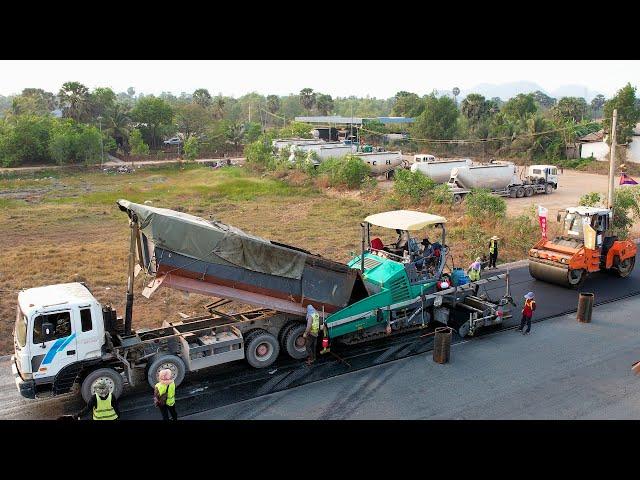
[1,262,639,419]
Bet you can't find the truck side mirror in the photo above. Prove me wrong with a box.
[42,322,55,342]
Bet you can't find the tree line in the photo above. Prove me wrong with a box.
[0,82,638,167]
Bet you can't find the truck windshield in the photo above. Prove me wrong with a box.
[15,307,27,348]
[563,213,586,239]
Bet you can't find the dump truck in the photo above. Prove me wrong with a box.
[11,203,512,402]
[528,206,636,287]
[447,163,558,203]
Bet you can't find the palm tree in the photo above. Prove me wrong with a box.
[213,95,226,120]
[58,81,91,122]
[299,88,316,111]
[106,104,132,152]
[225,122,244,154]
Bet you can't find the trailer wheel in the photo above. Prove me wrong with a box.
[457,321,470,338]
[278,322,297,350]
[524,186,534,197]
[283,323,308,360]
[545,184,554,194]
[516,187,525,198]
[509,188,517,198]
[245,330,280,369]
[81,368,124,403]
[453,194,463,205]
[146,354,186,389]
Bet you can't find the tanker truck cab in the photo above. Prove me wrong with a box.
[12,282,105,399]
[528,165,558,190]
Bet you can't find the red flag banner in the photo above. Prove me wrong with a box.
[538,205,548,239]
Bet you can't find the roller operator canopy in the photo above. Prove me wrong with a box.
[364,210,447,231]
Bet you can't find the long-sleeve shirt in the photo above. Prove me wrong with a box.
[78,393,121,419]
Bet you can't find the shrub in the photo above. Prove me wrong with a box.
[184,136,199,160]
[465,189,506,219]
[318,156,370,189]
[130,129,149,156]
[49,120,101,165]
[431,183,455,205]
[579,192,602,207]
[393,168,436,202]
[244,137,273,169]
[0,115,54,166]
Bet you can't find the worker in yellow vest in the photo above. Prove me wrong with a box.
[76,379,120,420]
[154,369,178,420]
[303,305,320,366]
[488,236,499,269]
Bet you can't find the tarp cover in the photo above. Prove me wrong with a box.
[117,200,306,279]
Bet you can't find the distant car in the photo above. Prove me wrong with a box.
[163,137,183,146]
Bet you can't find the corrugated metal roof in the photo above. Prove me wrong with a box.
[295,116,414,124]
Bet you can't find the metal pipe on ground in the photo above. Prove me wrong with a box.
[577,292,594,323]
[433,327,452,364]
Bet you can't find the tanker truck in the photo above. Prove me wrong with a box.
[447,163,558,203]
[410,155,473,183]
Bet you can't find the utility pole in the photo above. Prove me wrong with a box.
[607,109,618,210]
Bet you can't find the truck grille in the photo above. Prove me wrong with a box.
[363,257,381,270]
[389,276,410,302]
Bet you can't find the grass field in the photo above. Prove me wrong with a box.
[0,163,545,355]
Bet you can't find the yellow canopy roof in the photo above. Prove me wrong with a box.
[364,210,447,231]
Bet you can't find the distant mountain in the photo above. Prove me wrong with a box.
[434,81,603,102]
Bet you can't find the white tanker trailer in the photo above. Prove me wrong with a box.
[410,156,474,183]
[354,151,403,177]
[448,163,558,203]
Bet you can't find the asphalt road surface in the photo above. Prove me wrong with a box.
[1,262,639,419]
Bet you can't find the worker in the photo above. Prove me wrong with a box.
[488,236,499,269]
[76,379,120,420]
[468,258,482,282]
[303,304,320,366]
[395,229,410,252]
[518,292,536,335]
[154,369,178,420]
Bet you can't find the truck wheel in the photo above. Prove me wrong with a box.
[545,184,554,194]
[509,188,517,198]
[453,194,463,205]
[524,186,534,197]
[278,321,298,350]
[146,354,186,389]
[516,187,525,198]
[284,323,308,360]
[245,330,280,369]
[81,368,124,403]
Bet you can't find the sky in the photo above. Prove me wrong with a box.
[0,60,638,99]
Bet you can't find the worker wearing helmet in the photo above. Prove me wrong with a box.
[154,369,178,420]
[488,236,500,269]
[303,304,321,366]
[518,292,536,335]
[76,379,120,420]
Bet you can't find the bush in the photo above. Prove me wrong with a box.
[130,129,149,156]
[465,189,506,219]
[431,183,454,205]
[317,155,370,189]
[393,168,436,202]
[49,120,101,165]
[184,136,199,160]
[245,135,275,170]
[579,192,602,207]
[0,115,54,166]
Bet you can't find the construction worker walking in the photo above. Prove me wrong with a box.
[518,292,536,335]
[154,369,178,420]
[488,236,499,269]
[303,304,320,366]
[76,379,120,420]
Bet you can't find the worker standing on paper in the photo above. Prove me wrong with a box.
[518,292,536,335]
[488,236,500,269]
[76,379,120,420]
[303,305,320,366]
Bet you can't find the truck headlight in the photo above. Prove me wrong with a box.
[21,372,33,380]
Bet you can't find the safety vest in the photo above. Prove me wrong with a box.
[93,393,117,420]
[155,382,176,406]
[490,240,497,254]
[469,268,480,281]
[310,313,320,336]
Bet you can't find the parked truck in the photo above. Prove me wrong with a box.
[410,155,473,183]
[11,202,512,403]
[447,163,558,203]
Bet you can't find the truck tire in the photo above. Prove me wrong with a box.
[453,194,463,205]
[245,330,280,369]
[146,354,186,389]
[81,367,124,403]
[509,188,517,198]
[516,187,525,198]
[524,186,534,197]
[283,323,308,360]
[545,184,554,194]
[278,321,298,350]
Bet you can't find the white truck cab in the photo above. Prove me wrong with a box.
[12,283,105,399]
[528,165,558,188]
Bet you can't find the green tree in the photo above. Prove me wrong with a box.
[213,95,226,120]
[532,90,556,109]
[460,93,493,136]
[129,128,149,156]
[411,94,459,140]
[175,103,210,140]
[105,103,131,152]
[266,95,280,114]
[590,94,606,118]
[89,87,116,120]
[0,115,54,166]
[316,94,334,115]
[603,83,640,144]
[131,96,174,148]
[299,88,316,111]
[279,121,312,138]
[58,81,91,122]
[192,88,212,109]
[183,136,199,160]
[11,88,56,116]
[553,97,588,123]
[391,91,424,118]
[48,120,102,165]
[361,119,386,143]
[243,122,262,143]
[224,121,244,154]
[502,93,537,122]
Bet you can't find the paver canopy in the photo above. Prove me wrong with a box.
[117,199,307,279]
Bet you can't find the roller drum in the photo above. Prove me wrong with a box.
[528,259,572,287]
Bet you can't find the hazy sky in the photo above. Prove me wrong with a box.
[0,60,638,98]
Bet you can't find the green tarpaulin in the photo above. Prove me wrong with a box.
[117,199,307,279]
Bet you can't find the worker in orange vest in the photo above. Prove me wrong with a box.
[518,292,536,335]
